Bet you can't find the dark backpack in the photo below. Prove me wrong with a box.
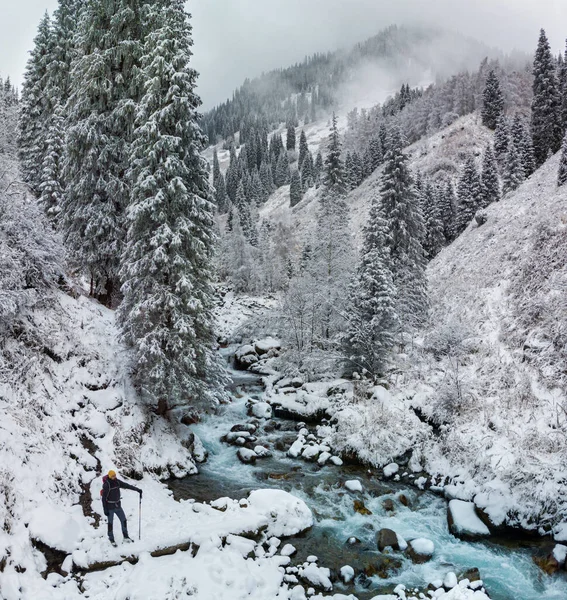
[100,475,108,500]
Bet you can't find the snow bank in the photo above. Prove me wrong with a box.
[448,500,490,538]
[247,489,313,537]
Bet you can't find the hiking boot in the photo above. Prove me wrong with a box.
[124,537,134,543]
[110,540,117,547]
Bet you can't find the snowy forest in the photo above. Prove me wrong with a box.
[2,0,567,598]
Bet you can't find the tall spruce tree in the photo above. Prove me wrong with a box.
[421,181,445,259]
[558,132,567,186]
[62,0,146,305]
[494,115,510,165]
[561,40,567,131]
[212,148,221,189]
[286,122,296,151]
[481,143,501,207]
[38,103,65,220]
[532,29,563,166]
[456,155,482,234]
[312,114,354,342]
[119,0,225,414]
[511,114,535,179]
[346,185,397,377]
[298,129,308,168]
[290,170,303,207]
[440,179,457,242]
[18,12,55,196]
[380,129,428,328]
[502,138,523,194]
[481,69,505,130]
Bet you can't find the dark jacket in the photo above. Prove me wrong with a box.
[102,476,141,514]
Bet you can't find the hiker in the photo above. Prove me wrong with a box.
[101,470,142,545]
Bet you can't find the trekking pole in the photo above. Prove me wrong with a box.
[138,494,142,541]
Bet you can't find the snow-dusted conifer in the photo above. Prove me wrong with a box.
[561,40,567,131]
[212,148,221,188]
[511,114,535,178]
[380,128,428,328]
[38,103,65,220]
[311,114,354,341]
[480,143,501,207]
[50,0,81,103]
[494,115,510,165]
[275,152,290,187]
[456,155,482,234]
[298,129,308,168]
[215,172,228,212]
[532,29,563,166]
[290,170,303,207]
[558,132,567,186]
[502,139,523,194]
[18,12,54,195]
[481,70,504,130]
[422,181,445,259]
[314,151,323,186]
[119,0,226,414]
[62,0,146,305]
[346,186,397,377]
[440,179,457,242]
[301,151,314,189]
[286,122,296,151]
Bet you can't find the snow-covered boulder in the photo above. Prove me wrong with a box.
[448,500,490,540]
[345,480,363,493]
[383,463,399,478]
[406,538,435,563]
[288,438,304,458]
[254,445,272,458]
[318,451,331,466]
[299,562,332,591]
[254,337,281,356]
[234,345,259,369]
[340,565,355,583]
[443,571,458,589]
[236,448,257,464]
[249,401,272,419]
[301,444,320,461]
[247,489,313,537]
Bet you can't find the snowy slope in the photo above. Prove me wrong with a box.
[259,113,491,247]
[330,151,567,535]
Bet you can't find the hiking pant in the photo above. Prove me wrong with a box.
[107,506,129,542]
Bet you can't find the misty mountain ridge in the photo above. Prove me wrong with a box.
[202,24,519,143]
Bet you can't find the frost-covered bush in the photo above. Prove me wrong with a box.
[423,320,470,359]
[0,158,63,329]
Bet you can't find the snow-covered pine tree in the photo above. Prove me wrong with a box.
[480,143,501,207]
[286,122,296,151]
[380,128,428,328]
[50,0,81,104]
[275,151,290,187]
[119,0,226,414]
[456,155,482,234]
[259,160,274,198]
[558,132,567,186]
[62,0,146,305]
[494,115,510,165]
[18,12,55,196]
[301,151,314,189]
[311,113,354,342]
[225,146,239,202]
[532,29,563,166]
[561,40,567,131]
[511,114,535,178]
[38,103,65,221]
[502,138,523,194]
[290,170,303,207]
[298,129,308,168]
[421,181,445,259]
[440,179,457,242]
[314,151,323,186]
[481,69,505,130]
[212,148,221,189]
[345,185,397,377]
[215,172,228,212]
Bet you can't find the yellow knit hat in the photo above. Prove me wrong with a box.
[108,470,116,478]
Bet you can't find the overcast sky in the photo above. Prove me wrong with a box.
[2,1,566,109]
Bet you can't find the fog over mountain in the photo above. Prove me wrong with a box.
[2,0,567,108]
